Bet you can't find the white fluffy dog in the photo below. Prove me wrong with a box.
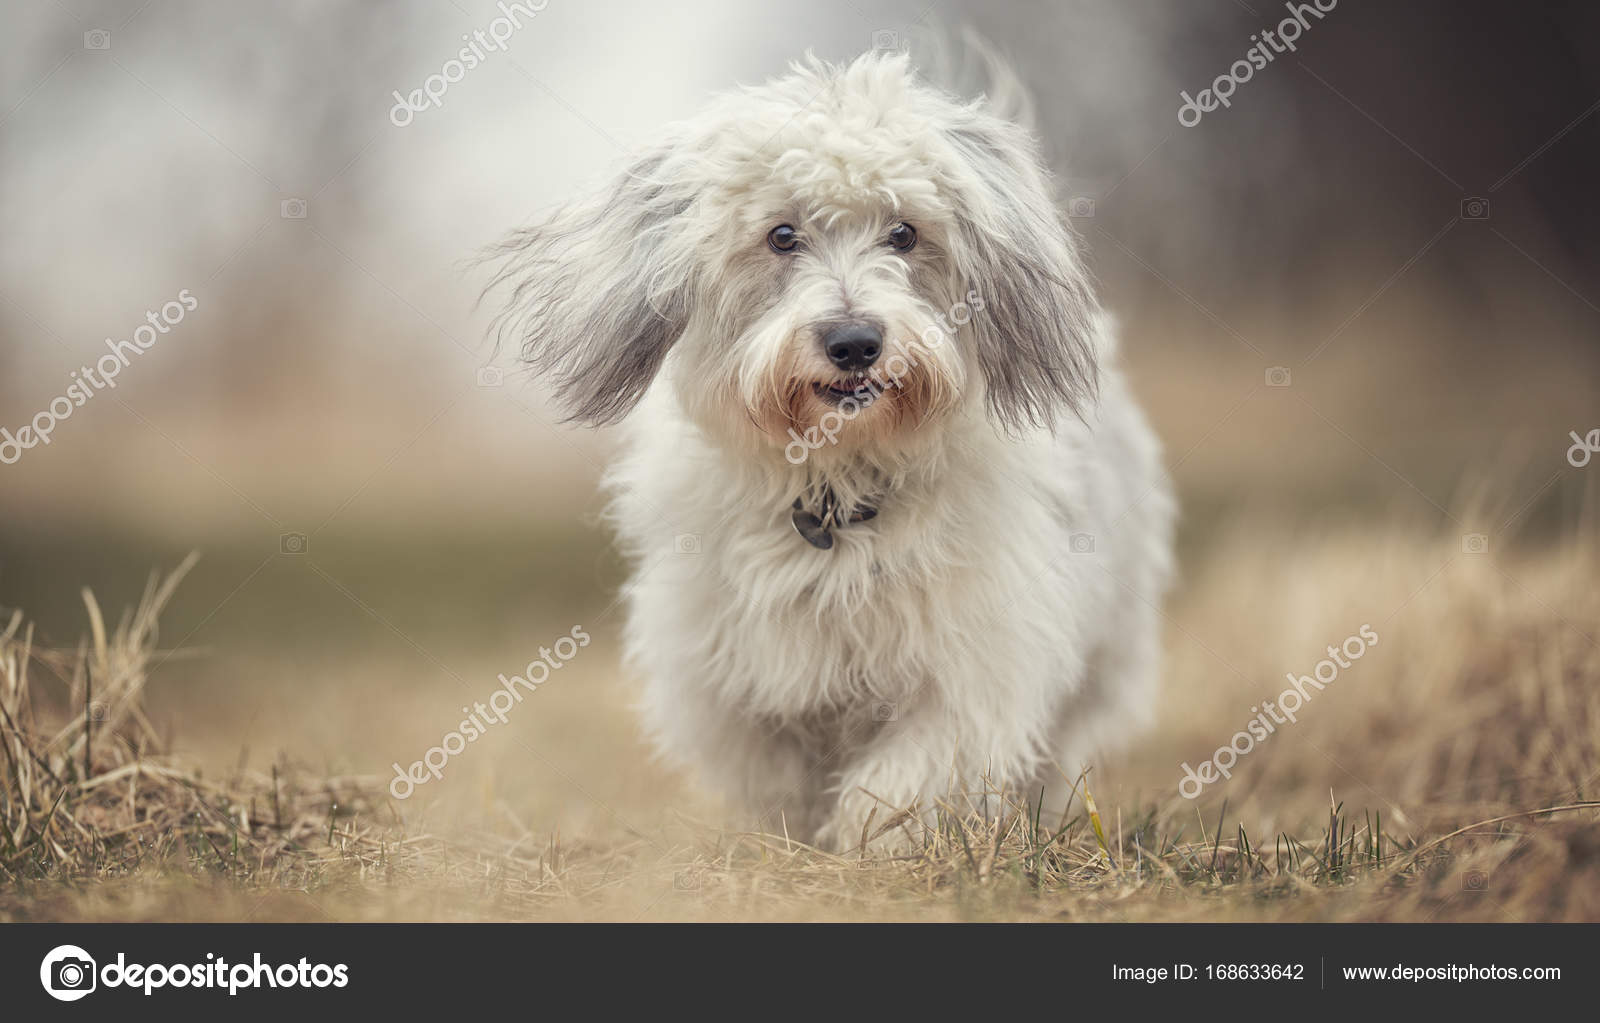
[490,48,1174,852]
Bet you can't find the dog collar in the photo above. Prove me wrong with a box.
[790,489,877,550]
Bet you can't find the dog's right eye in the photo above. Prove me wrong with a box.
[767,224,799,253]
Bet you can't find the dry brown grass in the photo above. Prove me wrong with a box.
[3,501,1598,922]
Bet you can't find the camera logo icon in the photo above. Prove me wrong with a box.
[1066,196,1096,219]
[1461,869,1490,892]
[674,533,702,555]
[1461,532,1489,555]
[477,366,505,387]
[1460,196,1490,221]
[1068,532,1096,555]
[871,29,899,51]
[83,29,111,50]
[871,701,899,722]
[1265,366,1292,387]
[673,868,702,892]
[280,197,308,219]
[280,532,308,555]
[41,944,97,1001]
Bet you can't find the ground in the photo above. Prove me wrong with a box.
[4,493,1596,922]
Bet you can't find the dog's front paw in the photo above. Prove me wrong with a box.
[816,791,923,855]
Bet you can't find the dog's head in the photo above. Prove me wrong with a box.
[489,51,1099,460]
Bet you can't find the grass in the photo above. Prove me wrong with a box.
[4,501,1598,922]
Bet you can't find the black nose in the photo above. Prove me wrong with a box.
[822,322,882,371]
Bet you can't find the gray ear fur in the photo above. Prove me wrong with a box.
[487,147,694,425]
[944,114,1099,430]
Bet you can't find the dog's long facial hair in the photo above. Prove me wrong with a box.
[486,51,1103,510]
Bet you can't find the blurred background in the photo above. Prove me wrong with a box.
[2,1,1597,858]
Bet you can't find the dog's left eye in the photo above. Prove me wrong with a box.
[887,222,917,252]
[767,224,799,253]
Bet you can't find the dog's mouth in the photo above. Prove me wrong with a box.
[811,374,878,407]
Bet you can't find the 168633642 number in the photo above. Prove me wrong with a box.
[1207,963,1306,981]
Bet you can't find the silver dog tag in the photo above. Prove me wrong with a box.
[791,508,834,549]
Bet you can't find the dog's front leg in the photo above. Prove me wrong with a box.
[813,705,961,854]
[642,694,828,841]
